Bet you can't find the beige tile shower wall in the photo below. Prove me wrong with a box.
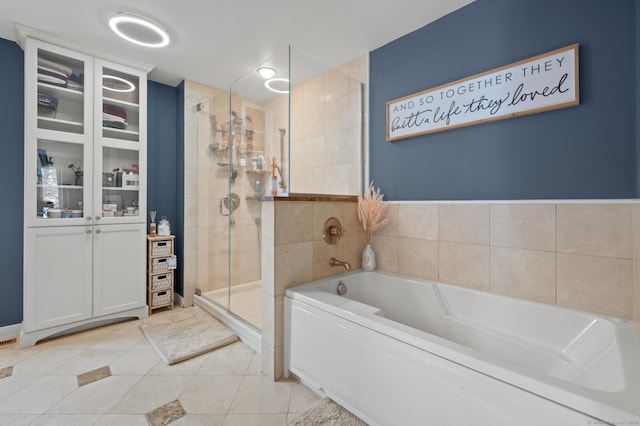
[263,199,367,379]
[289,55,365,195]
[373,201,637,320]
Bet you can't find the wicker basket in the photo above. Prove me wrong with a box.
[152,290,171,307]
[151,257,169,273]
[151,273,172,291]
[151,240,173,256]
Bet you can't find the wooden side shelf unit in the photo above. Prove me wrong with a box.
[147,234,175,315]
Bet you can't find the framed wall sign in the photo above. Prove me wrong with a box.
[386,44,579,141]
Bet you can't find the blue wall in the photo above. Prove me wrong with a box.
[0,39,24,328]
[0,39,182,328]
[370,0,638,200]
[147,80,182,295]
[637,1,640,197]
[175,81,185,297]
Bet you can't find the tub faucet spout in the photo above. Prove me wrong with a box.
[329,257,351,271]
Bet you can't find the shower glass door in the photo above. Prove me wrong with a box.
[191,88,232,311]
[225,47,290,329]
[194,47,290,330]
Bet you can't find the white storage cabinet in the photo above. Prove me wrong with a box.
[21,37,151,347]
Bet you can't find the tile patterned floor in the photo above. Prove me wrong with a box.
[0,307,321,425]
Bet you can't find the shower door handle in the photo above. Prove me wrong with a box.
[219,197,230,216]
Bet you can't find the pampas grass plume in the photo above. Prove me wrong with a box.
[357,182,389,243]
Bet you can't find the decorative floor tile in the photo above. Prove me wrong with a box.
[0,366,13,380]
[77,365,112,387]
[1,307,322,425]
[144,399,186,426]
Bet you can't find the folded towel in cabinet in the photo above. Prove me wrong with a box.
[103,120,127,130]
[38,66,68,81]
[103,104,127,119]
[103,113,126,123]
[38,57,73,77]
[38,73,67,87]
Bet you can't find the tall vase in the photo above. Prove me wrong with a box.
[362,243,376,271]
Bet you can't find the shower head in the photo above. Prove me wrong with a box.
[278,128,286,135]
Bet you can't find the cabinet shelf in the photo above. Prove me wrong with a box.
[37,184,83,190]
[103,96,139,109]
[103,127,140,141]
[38,82,83,100]
[103,186,140,192]
[37,116,83,133]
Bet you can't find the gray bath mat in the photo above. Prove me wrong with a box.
[140,307,238,365]
[289,398,368,425]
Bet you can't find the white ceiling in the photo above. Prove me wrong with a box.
[1,0,474,89]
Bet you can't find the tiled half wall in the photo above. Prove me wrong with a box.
[372,201,640,323]
[262,198,367,379]
[266,199,640,380]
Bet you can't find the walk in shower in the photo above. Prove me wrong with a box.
[187,46,365,349]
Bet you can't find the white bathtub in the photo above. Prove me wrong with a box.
[284,270,640,426]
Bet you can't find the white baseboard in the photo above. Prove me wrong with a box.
[0,323,22,342]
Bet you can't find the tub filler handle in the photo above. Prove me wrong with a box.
[336,281,347,296]
[323,217,345,246]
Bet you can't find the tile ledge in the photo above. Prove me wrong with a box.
[389,199,639,204]
[247,193,358,202]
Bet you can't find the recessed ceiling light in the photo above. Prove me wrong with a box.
[257,66,276,79]
[108,12,170,48]
[103,75,136,92]
[264,77,289,94]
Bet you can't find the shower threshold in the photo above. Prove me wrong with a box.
[194,293,261,354]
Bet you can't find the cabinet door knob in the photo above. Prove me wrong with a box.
[85,229,92,235]
[86,216,92,222]
[95,229,102,234]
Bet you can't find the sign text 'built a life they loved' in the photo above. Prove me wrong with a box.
[386,44,579,141]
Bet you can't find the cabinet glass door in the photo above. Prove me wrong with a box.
[34,139,91,223]
[99,147,140,219]
[100,65,141,142]
[35,45,88,135]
